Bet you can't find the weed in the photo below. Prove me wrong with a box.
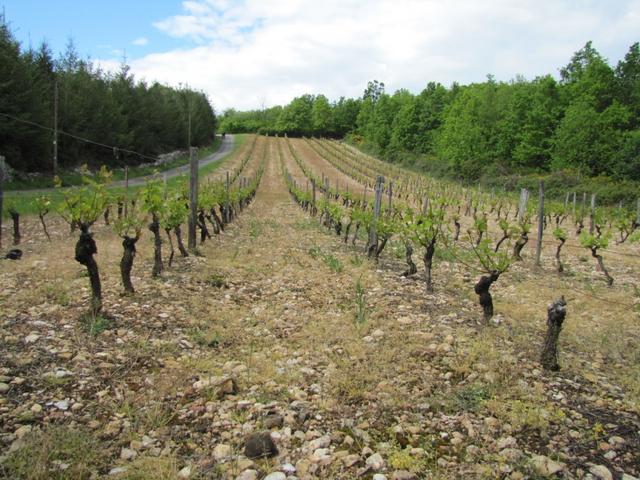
[79,313,113,335]
[486,398,565,434]
[141,403,176,430]
[40,283,70,306]
[323,254,343,273]
[453,384,491,412]
[308,246,343,272]
[205,273,228,288]
[188,327,221,348]
[350,254,364,266]
[249,219,262,238]
[388,444,431,472]
[110,456,181,480]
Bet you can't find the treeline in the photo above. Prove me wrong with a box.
[220,42,640,189]
[0,20,216,172]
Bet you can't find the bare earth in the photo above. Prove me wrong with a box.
[0,135,638,480]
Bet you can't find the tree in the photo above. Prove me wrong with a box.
[363,80,385,102]
[560,41,616,112]
[551,100,630,176]
[312,94,332,136]
[615,42,640,127]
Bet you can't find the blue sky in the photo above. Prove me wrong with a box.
[1,0,188,59]
[2,1,639,111]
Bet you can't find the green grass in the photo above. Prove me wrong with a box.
[2,135,243,216]
[5,137,222,191]
[1,425,109,480]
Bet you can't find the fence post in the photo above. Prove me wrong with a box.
[187,147,198,250]
[368,175,384,256]
[518,188,529,222]
[388,181,393,213]
[589,194,596,234]
[0,156,4,249]
[124,165,129,217]
[637,198,640,226]
[572,192,576,218]
[311,179,317,216]
[535,181,544,267]
[225,171,231,223]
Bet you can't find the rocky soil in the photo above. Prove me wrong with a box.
[1,136,639,479]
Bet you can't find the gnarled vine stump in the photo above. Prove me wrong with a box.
[540,297,567,371]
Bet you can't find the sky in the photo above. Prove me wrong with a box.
[2,0,639,112]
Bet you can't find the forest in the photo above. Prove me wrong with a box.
[220,42,640,203]
[0,21,217,173]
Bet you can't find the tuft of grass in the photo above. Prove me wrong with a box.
[79,313,113,336]
[188,327,221,348]
[323,253,343,273]
[1,425,108,480]
[307,246,343,273]
[110,456,182,480]
[388,444,432,472]
[249,219,262,238]
[205,273,227,288]
[485,398,566,434]
[40,283,70,306]
[350,254,364,266]
[452,384,491,412]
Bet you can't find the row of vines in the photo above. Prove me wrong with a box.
[2,135,266,316]
[278,136,640,339]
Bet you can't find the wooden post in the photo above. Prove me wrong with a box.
[518,188,529,222]
[0,156,4,249]
[589,194,596,234]
[187,147,198,250]
[572,192,576,217]
[311,179,317,216]
[53,80,58,175]
[368,176,384,254]
[564,192,569,208]
[422,196,429,214]
[124,165,129,217]
[225,171,231,223]
[637,198,640,226]
[388,181,393,213]
[535,181,544,267]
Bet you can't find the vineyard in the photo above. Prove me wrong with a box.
[1,134,639,480]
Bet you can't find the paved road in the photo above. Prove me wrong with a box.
[117,134,235,188]
[5,135,234,195]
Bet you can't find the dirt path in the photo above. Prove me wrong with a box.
[289,138,367,197]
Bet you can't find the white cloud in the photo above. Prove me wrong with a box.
[103,0,640,111]
[132,37,149,46]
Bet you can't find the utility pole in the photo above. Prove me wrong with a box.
[53,79,58,175]
[0,156,5,249]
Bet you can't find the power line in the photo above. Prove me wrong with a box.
[0,111,161,163]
